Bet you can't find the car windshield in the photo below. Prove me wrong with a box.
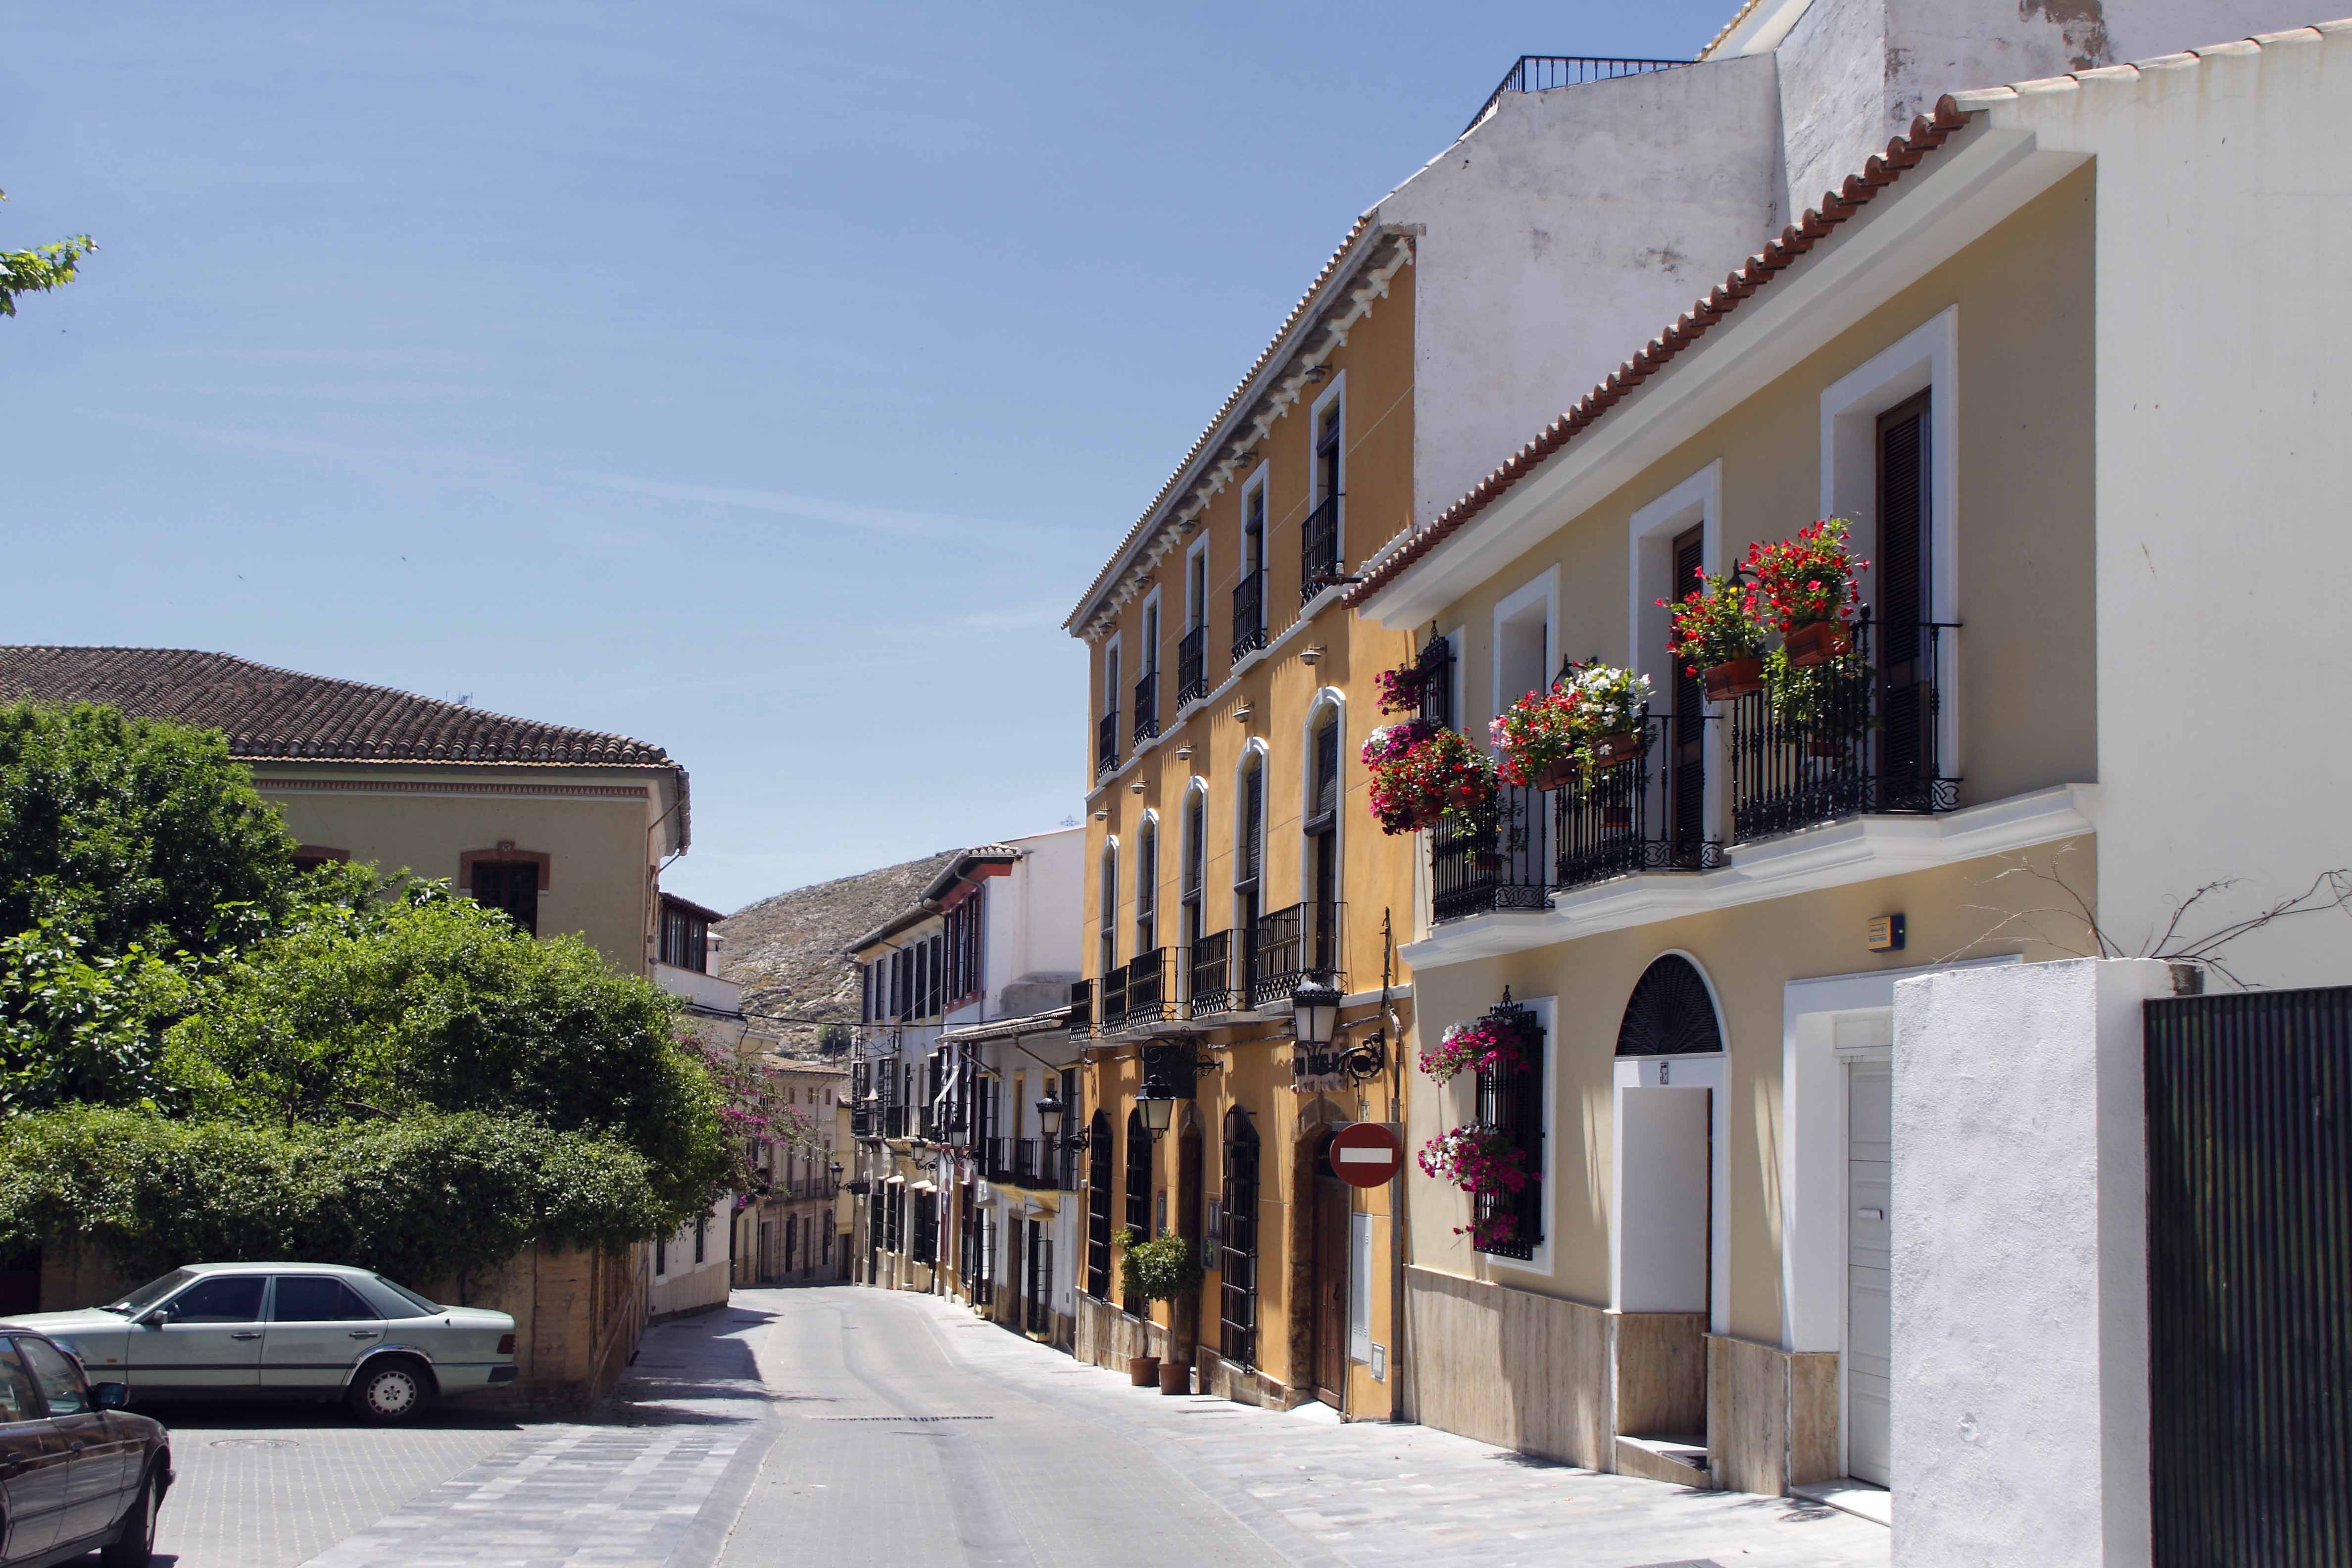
[101,1269,195,1316]
[371,1275,442,1316]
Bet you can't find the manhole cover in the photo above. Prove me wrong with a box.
[210,1438,296,1450]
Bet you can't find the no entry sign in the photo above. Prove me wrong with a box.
[1327,1121,1405,1187]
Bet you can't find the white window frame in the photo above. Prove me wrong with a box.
[1240,462,1271,577]
[1183,535,1210,632]
[1489,569,1559,734]
[1231,737,1270,936]
[1626,460,1726,847]
[1609,950,1731,1334]
[1097,838,1119,976]
[1295,687,1347,914]
[1102,633,1123,724]
[1138,588,1162,680]
[1134,809,1160,954]
[1309,369,1348,561]
[1819,305,1961,776]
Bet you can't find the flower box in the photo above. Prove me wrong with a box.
[1533,757,1581,792]
[1590,730,1642,768]
[1784,621,1852,668]
[1703,656,1766,701]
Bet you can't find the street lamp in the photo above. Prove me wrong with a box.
[1291,976,1344,1050]
[1136,1092,1176,1136]
[1036,1088,1066,1141]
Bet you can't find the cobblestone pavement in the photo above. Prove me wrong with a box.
[719,1285,1891,1568]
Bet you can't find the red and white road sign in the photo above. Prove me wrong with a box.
[1326,1121,1405,1187]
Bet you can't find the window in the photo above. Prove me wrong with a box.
[270,1277,376,1321]
[15,1336,88,1416]
[0,1342,41,1422]
[1667,524,1708,859]
[1303,388,1344,601]
[1182,788,1207,951]
[292,845,351,874]
[1305,715,1341,974]
[695,1215,709,1265]
[470,860,539,936]
[1233,476,1269,661]
[1085,1110,1114,1298]
[1098,845,1118,981]
[1123,1109,1151,1316]
[1221,1106,1259,1366]
[1135,818,1158,956]
[656,1233,669,1276]
[912,1191,938,1266]
[164,1275,264,1323]
[659,899,710,972]
[1179,539,1212,705]
[1473,1001,1547,1261]
[1235,753,1265,992]
[1415,629,1458,732]
[1877,392,1933,801]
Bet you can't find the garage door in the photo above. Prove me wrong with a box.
[1847,1057,1893,1487]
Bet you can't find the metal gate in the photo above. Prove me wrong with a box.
[2147,986,2352,1566]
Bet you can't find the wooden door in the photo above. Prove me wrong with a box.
[1176,1129,1204,1360]
[1875,393,1932,805]
[1313,1138,1351,1404]
[1667,525,1707,863]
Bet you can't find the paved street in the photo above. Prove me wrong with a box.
[139,1283,1887,1568]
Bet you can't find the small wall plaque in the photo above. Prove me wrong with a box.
[1866,913,1907,953]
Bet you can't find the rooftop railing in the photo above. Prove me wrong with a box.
[1463,55,1692,135]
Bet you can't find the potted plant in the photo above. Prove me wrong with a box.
[1116,1226,1207,1394]
[1746,518,1866,667]
[1763,645,1873,754]
[1417,1124,1533,1250]
[1418,1015,1534,1083]
[1662,569,1769,701]
[1373,660,1427,715]
[1365,724,1497,836]
[1569,664,1651,768]
[1490,682,1584,792]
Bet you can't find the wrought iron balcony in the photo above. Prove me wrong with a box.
[1725,613,1957,845]
[1464,54,1691,134]
[1100,963,1129,1032]
[1300,495,1343,603]
[1249,900,1345,1008]
[1231,570,1268,664]
[1553,715,1722,891]
[1431,784,1550,924]
[1133,669,1160,743]
[1187,931,1237,1019]
[1123,948,1176,1029]
[1176,625,1208,706]
[1096,709,1120,778]
[984,1136,1015,1184]
[1067,979,1093,1042]
[1013,1136,1044,1187]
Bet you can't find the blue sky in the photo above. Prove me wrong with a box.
[4,1,1738,914]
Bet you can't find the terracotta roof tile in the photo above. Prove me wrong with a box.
[1345,96,1977,608]
[0,645,678,769]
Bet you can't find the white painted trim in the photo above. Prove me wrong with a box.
[1297,687,1347,915]
[1482,993,1557,1279]
[1714,0,1814,57]
[1777,953,2019,1359]
[1241,461,1272,576]
[1490,568,1560,725]
[1399,784,2097,968]
[1231,737,1270,937]
[1183,533,1210,632]
[1627,461,1726,848]
[1138,587,1163,686]
[1310,369,1348,563]
[1612,1051,1729,1332]
[1134,809,1161,955]
[1358,123,2085,631]
[1819,306,1961,777]
[1102,633,1123,726]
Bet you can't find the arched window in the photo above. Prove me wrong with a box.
[1220,1105,1260,1366]
[1615,955,1723,1057]
[1135,816,1158,956]
[1123,1108,1151,1316]
[1304,708,1341,976]
[1098,843,1119,983]
[1085,1110,1114,1299]
[1235,751,1265,997]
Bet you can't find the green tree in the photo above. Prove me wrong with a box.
[0,699,300,958]
[0,190,92,318]
[170,893,734,1225]
[0,920,202,1115]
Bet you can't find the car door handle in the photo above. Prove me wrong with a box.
[229,1330,263,1340]
[68,1441,85,1454]
[348,1329,381,1339]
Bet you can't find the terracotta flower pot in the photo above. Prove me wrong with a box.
[1472,849,1506,872]
[1703,656,1766,702]
[1784,621,1852,668]
[1590,731,1642,768]
[1158,1360,1190,1396]
[1601,807,1633,829]
[1806,739,1844,758]
[1533,756,1581,792]
[1128,1354,1161,1387]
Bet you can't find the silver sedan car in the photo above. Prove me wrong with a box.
[8,1263,517,1424]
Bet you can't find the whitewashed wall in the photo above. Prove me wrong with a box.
[1382,54,1782,527]
[1890,957,2170,1568]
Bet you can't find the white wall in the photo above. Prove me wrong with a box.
[1382,54,1782,527]
[1970,24,2352,987]
[1889,957,2168,1568]
[1770,0,2327,215]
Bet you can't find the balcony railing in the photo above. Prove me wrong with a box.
[1100,963,1129,1032]
[1231,570,1267,663]
[1431,784,1549,924]
[1250,900,1344,1008]
[1068,979,1093,1042]
[1187,931,1236,1019]
[1096,710,1120,778]
[1013,1136,1044,1187]
[883,1101,907,1140]
[1300,495,1343,603]
[1464,55,1691,135]
[1133,669,1160,743]
[1123,948,1175,1029]
[1725,614,1957,844]
[1553,714,1723,890]
[1176,625,1208,706]
[986,1136,1016,1185]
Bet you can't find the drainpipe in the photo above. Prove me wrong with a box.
[1384,909,1408,1423]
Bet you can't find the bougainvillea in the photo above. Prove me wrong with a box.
[1744,518,1867,634]
[1374,662,1428,716]
[1417,1017,1531,1083]
[1365,724,1495,836]
[1418,1124,1531,1248]
[1660,569,1767,678]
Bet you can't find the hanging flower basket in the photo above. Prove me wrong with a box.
[1374,662,1428,716]
[1533,756,1582,792]
[1418,1016,1533,1082]
[1590,730,1642,768]
[1417,1125,1532,1196]
[1703,656,1766,702]
[1366,724,1495,837]
[1784,621,1852,668]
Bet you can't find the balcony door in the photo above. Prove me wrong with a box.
[1876,393,1932,807]
[1666,525,1708,866]
[1305,718,1339,975]
[1236,758,1264,997]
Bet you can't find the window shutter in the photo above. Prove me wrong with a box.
[1877,394,1931,794]
[1241,765,1264,884]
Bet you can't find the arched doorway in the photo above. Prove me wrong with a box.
[1085,1110,1113,1300]
[1123,1109,1151,1317]
[1175,1113,1204,1368]
[1309,1127,1352,1407]
[1219,1107,1259,1367]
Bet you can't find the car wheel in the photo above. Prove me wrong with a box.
[348,1357,435,1425]
[100,1462,162,1568]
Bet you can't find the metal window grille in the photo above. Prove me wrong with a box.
[1472,997,1544,1260]
[1220,1111,1260,1366]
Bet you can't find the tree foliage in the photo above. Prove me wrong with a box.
[0,1106,671,1286]
[0,921,201,1116]
[0,189,92,318]
[0,699,300,958]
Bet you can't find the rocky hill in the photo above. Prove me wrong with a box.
[712,849,957,1055]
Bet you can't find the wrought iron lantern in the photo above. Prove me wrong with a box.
[1291,976,1345,1049]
